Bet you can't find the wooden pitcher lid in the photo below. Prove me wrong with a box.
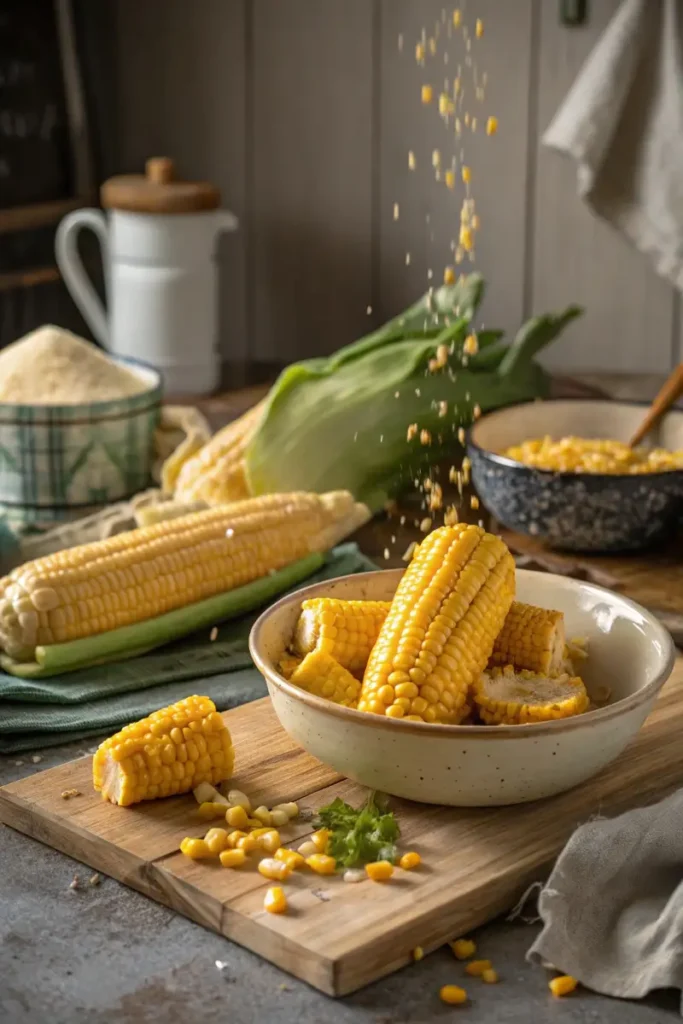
[101,158,221,214]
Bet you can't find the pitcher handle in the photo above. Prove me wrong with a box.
[55,208,110,347]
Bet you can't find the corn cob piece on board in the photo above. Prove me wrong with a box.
[358,524,516,723]
[93,695,233,806]
[474,665,589,724]
[289,649,361,708]
[489,600,566,675]
[293,598,391,675]
[0,490,369,662]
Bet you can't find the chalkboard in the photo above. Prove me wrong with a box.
[0,0,73,208]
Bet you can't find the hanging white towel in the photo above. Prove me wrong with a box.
[544,0,683,290]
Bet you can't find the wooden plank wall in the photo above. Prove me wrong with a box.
[4,0,680,374]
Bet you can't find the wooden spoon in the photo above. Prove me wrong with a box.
[629,363,683,448]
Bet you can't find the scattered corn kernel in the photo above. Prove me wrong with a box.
[481,968,499,984]
[311,829,330,853]
[306,854,337,875]
[275,848,306,871]
[413,946,424,961]
[246,817,262,828]
[343,868,366,883]
[237,834,259,853]
[197,801,228,821]
[486,115,498,135]
[250,827,272,839]
[258,829,282,854]
[193,781,219,804]
[258,857,292,881]
[422,84,433,104]
[440,985,467,1005]
[219,848,247,868]
[227,829,248,848]
[204,827,229,855]
[61,789,81,800]
[252,806,272,827]
[365,860,394,881]
[180,837,212,860]
[461,166,471,184]
[549,975,578,997]
[393,202,400,221]
[271,802,298,819]
[227,789,251,813]
[444,505,458,526]
[451,938,477,960]
[466,959,492,977]
[475,18,484,37]
[298,840,318,858]
[225,804,249,830]
[270,809,289,828]
[399,851,421,870]
[264,886,287,914]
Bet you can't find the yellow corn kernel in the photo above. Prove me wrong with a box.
[258,829,282,854]
[193,781,220,804]
[227,789,252,813]
[440,985,467,1005]
[258,857,292,881]
[444,169,456,191]
[481,968,499,984]
[407,423,418,441]
[416,42,425,62]
[471,214,480,230]
[225,804,249,830]
[227,829,248,848]
[444,266,456,285]
[365,860,394,881]
[463,333,478,356]
[466,959,492,977]
[197,801,229,821]
[459,226,473,252]
[420,429,432,445]
[486,116,498,135]
[297,840,318,858]
[250,827,273,839]
[399,851,421,870]
[408,150,416,170]
[274,848,306,871]
[270,809,290,827]
[470,496,480,510]
[306,854,337,875]
[461,166,471,183]
[252,806,272,827]
[451,938,476,960]
[475,18,483,37]
[204,827,229,855]
[246,817,262,828]
[439,92,453,116]
[453,9,461,27]
[264,886,287,914]
[271,802,299,819]
[237,835,259,853]
[311,829,330,853]
[219,848,247,868]
[413,946,424,961]
[432,149,441,168]
[180,837,212,860]
[421,85,433,104]
[549,975,578,998]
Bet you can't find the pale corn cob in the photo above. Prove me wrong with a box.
[0,491,369,661]
[473,665,589,724]
[174,400,266,504]
[358,525,515,723]
[490,601,565,675]
[93,695,233,806]
[294,598,391,675]
[289,649,361,707]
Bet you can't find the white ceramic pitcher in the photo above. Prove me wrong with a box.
[55,157,238,395]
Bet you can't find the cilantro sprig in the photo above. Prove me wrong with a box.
[315,793,400,868]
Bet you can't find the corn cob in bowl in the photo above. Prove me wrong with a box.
[249,560,674,805]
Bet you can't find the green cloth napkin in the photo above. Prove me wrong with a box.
[0,543,378,754]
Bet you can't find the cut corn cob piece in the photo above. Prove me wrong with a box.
[474,666,589,724]
[93,695,233,806]
[490,601,565,675]
[278,655,302,680]
[174,400,266,504]
[293,598,391,674]
[290,650,361,707]
[358,525,515,723]
[0,491,369,661]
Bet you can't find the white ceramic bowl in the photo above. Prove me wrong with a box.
[249,568,675,807]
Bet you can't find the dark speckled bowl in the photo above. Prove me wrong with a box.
[467,400,683,552]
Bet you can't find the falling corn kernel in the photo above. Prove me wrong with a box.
[393,202,400,221]
[407,423,418,441]
[486,115,498,135]
[464,112,470,127]
[413,946,424,961]
[420,429,432,445]
[438,400,448,417]
[549,975,578,997]
[462,455,471,480]
[462,165,471,183]
[210,626,218,642]
[443,266,456,287]
[451,938,477,960]
[416,42,425,62]
[439,92,453,116]
[444,505,459,526]
[428,36,437,54]
[420,517,432,533]
[429,484,443,511]
[470,496,480,510]
[402,541,418,562]
[440,985,467,1005]
[436,344,449,366]
[444,169,456,190]
[383,548,390,560]
[471,214,480,231]
[463,333,478,356]
[459,226,473,252]
[457,427,466,444]
[422,84,433,103]
[455,116,462,134]
[455,246,464,264]
[475,18,484,37]
[473,403,481,419]
[454,76,461,94]
[449,465,457,483]
[471,117,478,132]
[453,9,461,27]
[405,252,411,265]
[408,150,416,170]
[432,149,441,167]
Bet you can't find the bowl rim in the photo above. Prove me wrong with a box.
[467,398,683,482]
[249,566,676,740]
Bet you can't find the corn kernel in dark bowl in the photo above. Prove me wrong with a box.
[466,400,683,552]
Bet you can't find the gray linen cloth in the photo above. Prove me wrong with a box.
[544,0,683,289]
[527,788,683,1011]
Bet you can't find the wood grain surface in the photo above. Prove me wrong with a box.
[3,661,683,996]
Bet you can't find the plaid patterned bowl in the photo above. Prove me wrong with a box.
[0,357,162,530]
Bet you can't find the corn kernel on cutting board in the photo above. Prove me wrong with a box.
[3,661,683,997]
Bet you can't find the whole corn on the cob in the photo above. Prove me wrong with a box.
[289,649,361,707]
[294,598,391,675]
[359,525,515,723]
[489,601,565,675]
[93,695,233,806]
[0,491,369,661]
[474,665,589,724]
[174,400,266,504]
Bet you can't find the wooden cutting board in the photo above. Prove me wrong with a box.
[3,663,683,997]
